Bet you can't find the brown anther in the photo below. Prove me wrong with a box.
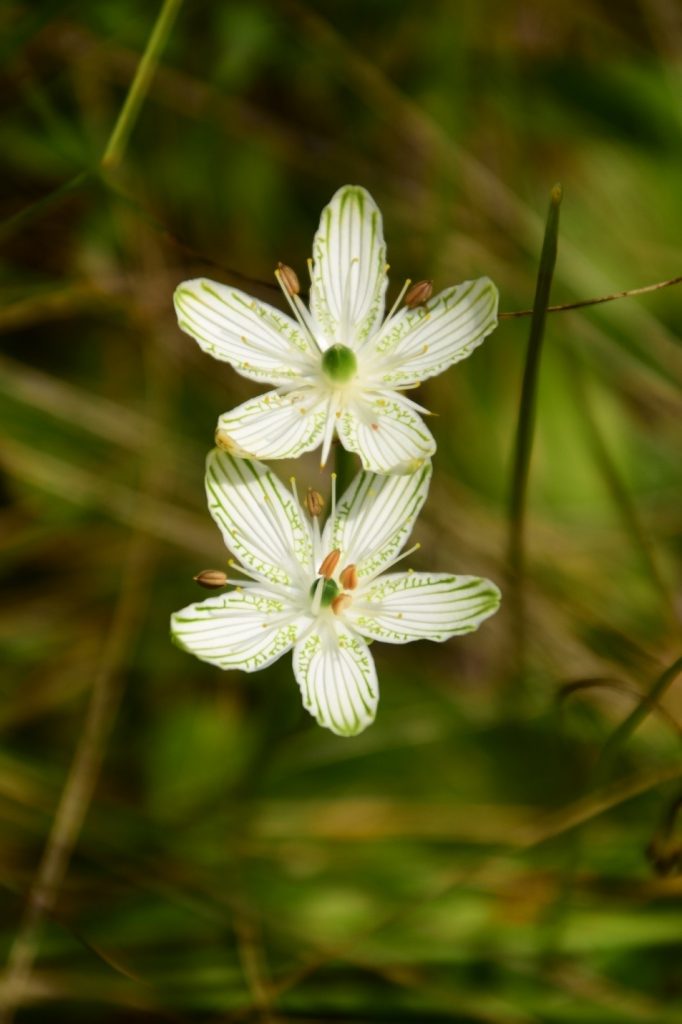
[331,593,353,616]
[339,563,358,590]
[404,279,433,308]
[194,569,228,589]
[277,262,300,295]
[306,488,325,518]
[318,548,341,579]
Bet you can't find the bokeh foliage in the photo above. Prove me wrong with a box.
[0,0,680,1021]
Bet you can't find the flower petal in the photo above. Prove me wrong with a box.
[323,461,431,580]
[310,185,387,346]
[175,278,316,384]
[349,572,501,643]
[216,388,328,462]
[337,391,436,474]
[205,448,313,586]
[371,277,499,386]
[171,589,303,671]
[293,623,378,736]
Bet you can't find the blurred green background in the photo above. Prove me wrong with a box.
[1,1,681,1021]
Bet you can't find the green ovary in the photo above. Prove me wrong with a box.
[310,578,340,607]
[321,344,357,383]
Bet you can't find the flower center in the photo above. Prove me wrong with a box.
[310,577,340,607]
[321,344,357,384]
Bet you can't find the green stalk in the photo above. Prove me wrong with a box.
[101,0,183,170]
[507,184,563,675]
[334,443,356,500]
[597,655,682,781]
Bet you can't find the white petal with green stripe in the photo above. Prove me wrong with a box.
[293,623,378,736]
[205,449,313,587]
[171,589,303,672]
[336,391,436,474]
[350,573,501,643]
[310,185,387,346]
[371,277,499,386]
[216,388,327,462]
[322,462,431,580]
[174,278,316,384]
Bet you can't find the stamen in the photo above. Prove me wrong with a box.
[404,280,433,308]
[318,549,341,579]
[277,262,300,295]
[193,569,228,589]
[289,475,300,508]
[373,542,421,577]
[319,393,339,469]
[339,563,358,590]
[330,472,337,523]
[306,488,325,518]
[311,575,325,616]
[275,266,323,354]
[331,593,353,616]
[383,277,412,324]
[227,558,265,584]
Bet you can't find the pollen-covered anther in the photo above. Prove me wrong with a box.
[331,593,353,616]
[404,279,433,308]
[339,563,358,590]
[306,488,325,518]
[318,548,341,579]
[194,569,228,589]
[276,262,300,295]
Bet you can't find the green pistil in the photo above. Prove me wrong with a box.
[310,577,340,607]
[321,344,357,383]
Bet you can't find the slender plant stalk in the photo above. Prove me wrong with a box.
[597,655,682,780]
[507,184,563,676]
[101,0,184,170]
[334,443,356,500]
[0,326,173,1021]
[499,274,682,319]
[0,532,155,1023]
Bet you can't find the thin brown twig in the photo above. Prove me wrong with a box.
[499,275,682,319]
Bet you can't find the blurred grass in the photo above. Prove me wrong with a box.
[1,0,681,1021]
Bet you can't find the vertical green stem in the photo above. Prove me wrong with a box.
[101,0,183,170]
[507,184,563,676]
[334,443,356,500]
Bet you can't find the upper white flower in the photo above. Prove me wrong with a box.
[174,185,499,475]
[171,448,501,737]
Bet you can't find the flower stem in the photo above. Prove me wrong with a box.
[334,443,356,499]
[101,0,184,170]
[507,184,563,679]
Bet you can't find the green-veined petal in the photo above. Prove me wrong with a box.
[205,449,314,586]
[171,589,303,671]
[216,388,327,462]
[322,462,431,580]
[174,278,316,384]
[350,572,501,643]
[336,391,436,474]
[310,185,387,346]
[293,623,378,737]
[371,277,499,386]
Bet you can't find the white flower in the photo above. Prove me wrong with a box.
[174,185,499,475]
[171,448,501,737]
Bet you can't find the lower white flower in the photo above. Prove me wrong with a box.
[171,449,501,737]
